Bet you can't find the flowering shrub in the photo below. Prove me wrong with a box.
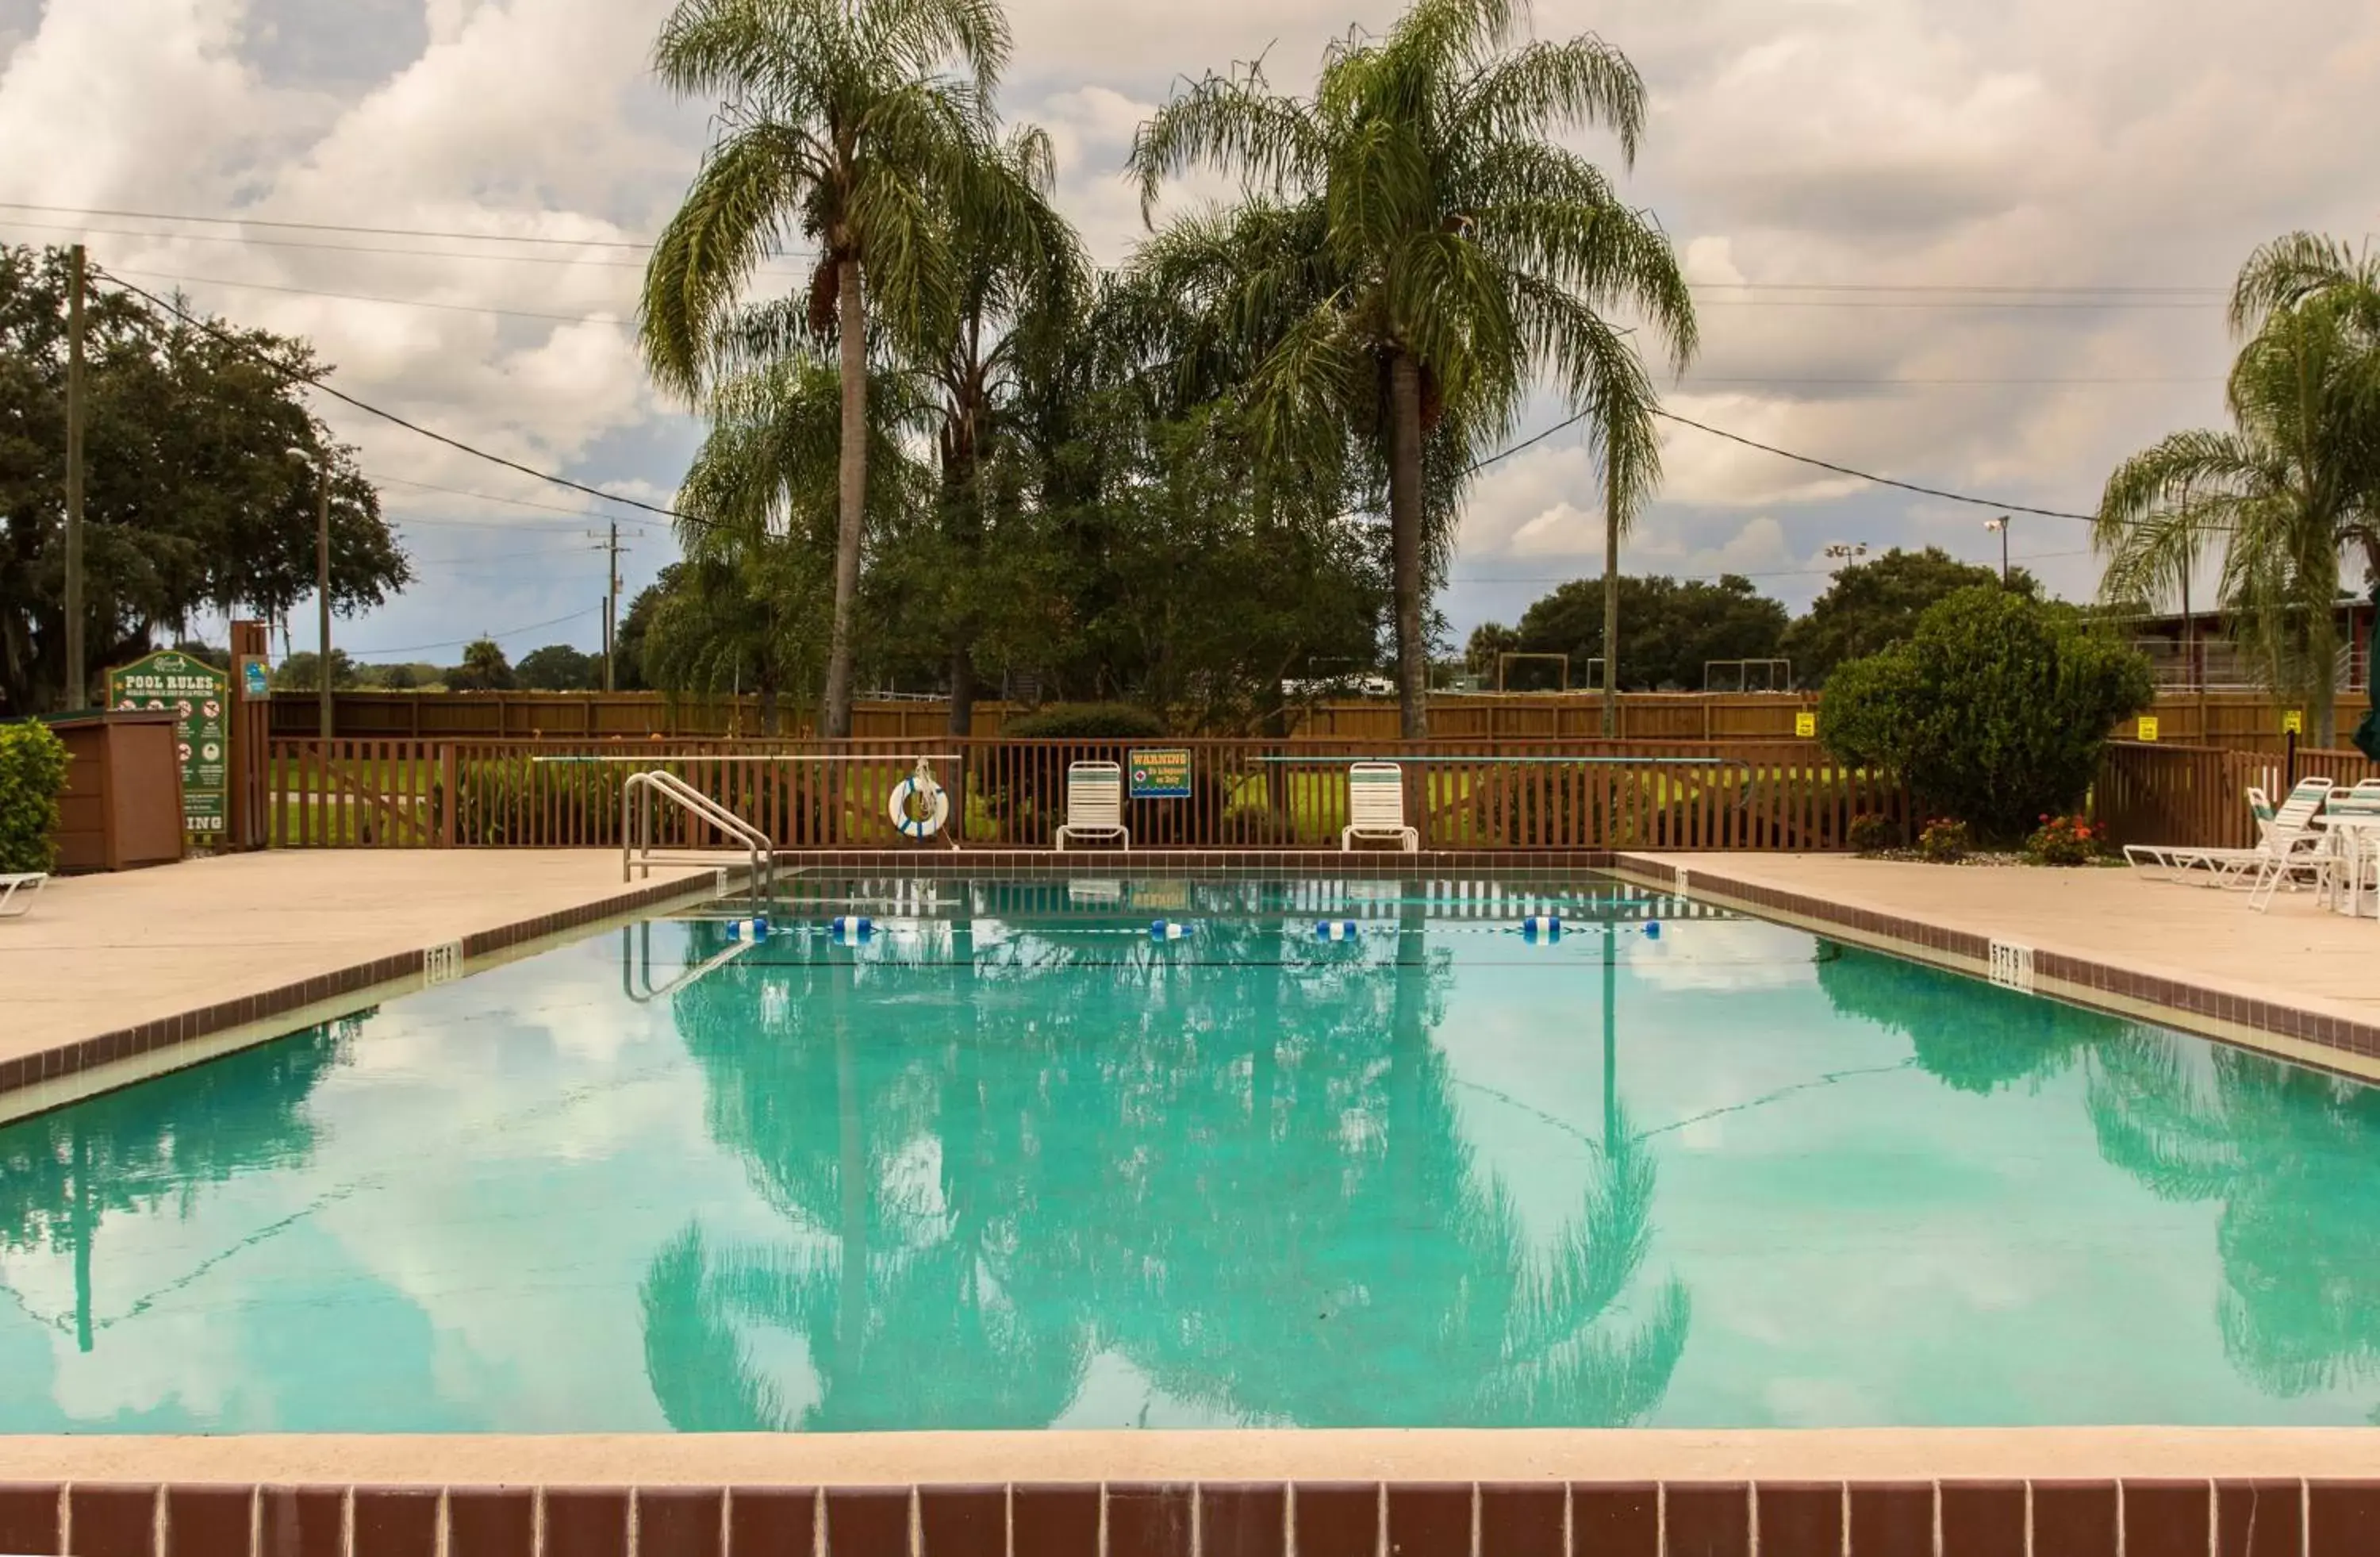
[1845,813,1896,853]
[1917,817,1971,862]
[2026,813,2101,867]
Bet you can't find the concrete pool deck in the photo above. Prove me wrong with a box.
[1622,851,2380,1081]
[0,851,736,1119]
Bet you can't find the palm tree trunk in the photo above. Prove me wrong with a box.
[947,647,977,736]
[1388,352,1430,740]
[1601,436,1621,737]
[823,254,868,740]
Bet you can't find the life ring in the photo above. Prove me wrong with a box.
[888,774,950,838]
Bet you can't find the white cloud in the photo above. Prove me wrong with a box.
[4,0,2375,646]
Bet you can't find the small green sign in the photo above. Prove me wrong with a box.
[1127,748,1192,799]
[106,649,231,840]
[240,656,271,699]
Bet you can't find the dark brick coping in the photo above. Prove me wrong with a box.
[1610,853,2380,1072]
[0,1475,2371,1556]
[0,871,726,1107]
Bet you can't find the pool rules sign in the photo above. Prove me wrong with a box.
[107,648,231,841]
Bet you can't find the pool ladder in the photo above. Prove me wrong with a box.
[622,770,774,901]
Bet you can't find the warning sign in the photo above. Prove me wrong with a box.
[1127,748,1192,798]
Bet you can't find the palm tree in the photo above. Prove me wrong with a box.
[639,0,1009,738]
[1125,0,1696,736]
[666,353,931,730]
[2096,234,2380,744]
[905,125,1085,736]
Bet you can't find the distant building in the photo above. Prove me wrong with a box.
[2127,600,2373,690]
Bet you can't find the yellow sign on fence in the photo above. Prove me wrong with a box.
[2282,709,2304,735]
[2138,716,2160,742]
[1795,711,1818,739]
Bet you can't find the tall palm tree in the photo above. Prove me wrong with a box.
[904,125,1085,735]
[639,0,1009,737]
[669,352,931,730]
[2096,234,2380,744]
[1125,0,1696,736]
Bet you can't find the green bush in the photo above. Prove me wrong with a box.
[1845,813,1895,853]
[437,756,628,846]
[1820,586,2155,842]
[2025,813,2102,867]
[1001,702,1168,740]
[0,721,72,874]
[1917,817,1972,862]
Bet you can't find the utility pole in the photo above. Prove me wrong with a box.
[591,522,623,690]
[1984,515,2010,583]
[317,449,334,744]
[63,244,87,710]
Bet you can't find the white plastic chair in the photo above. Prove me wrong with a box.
[1054,761,1129,852]
[0,872,46,918]
[2125,778,2332,888]
[2248,778,2340,909]
[1341,761,1420,852]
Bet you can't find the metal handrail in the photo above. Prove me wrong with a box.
[623,769,774,898]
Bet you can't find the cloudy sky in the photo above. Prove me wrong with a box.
[2,0,2374,667]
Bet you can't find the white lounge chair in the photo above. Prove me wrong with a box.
[1054,760,1129,852]
[0,872,46,918]
[2124,778,2332,888]
[1341,761,1420,852]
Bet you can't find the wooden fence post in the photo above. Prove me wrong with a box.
[439,744,458,848]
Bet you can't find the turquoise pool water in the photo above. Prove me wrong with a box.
[3,875,2377,1432]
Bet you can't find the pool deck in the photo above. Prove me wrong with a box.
[8,849,2380,1533]
[0,851,736,1119]
[1622,851,2380,1081]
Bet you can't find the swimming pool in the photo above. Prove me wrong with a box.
[2,874,2375,1432]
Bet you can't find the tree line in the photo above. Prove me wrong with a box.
[1463,546,2031,691]
[0,247,410,716]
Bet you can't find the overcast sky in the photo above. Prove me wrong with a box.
[2,0,2374,667]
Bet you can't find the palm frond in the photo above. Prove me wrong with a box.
[1126,67,1328,221]
[1447,33,1647,166]
[639,123,819,402]
[2229,230,2380,337]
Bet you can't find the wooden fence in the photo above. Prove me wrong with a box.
[265,737,1911,852]
[271,686,2351,750]
[2090,741,2380,849]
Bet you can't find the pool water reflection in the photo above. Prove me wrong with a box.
[2,877,2376,1431]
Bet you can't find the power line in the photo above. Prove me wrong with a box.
[96,269,701,528]
[106,265,630,325]
[1448,548,2091,584]
[1689,298,2214,312]
[1679,374,2218,387]
[3,206,2235,303]
[405,544,610,567]
[371,473,669,528]
[0,217,808,273]
[1648,408,2100,522]
[98,261,2139,557]
[345,606,598,659]
[0,200,667,249]
[1687,280,2225,296]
